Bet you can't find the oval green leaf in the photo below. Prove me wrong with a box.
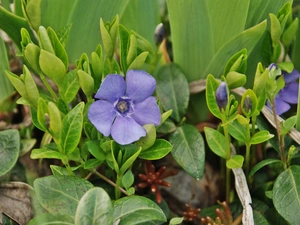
[156,63,189,122]
[250,130,274,145]
[249,159,283,177]
[226,155,244,169]
[0,129,20,176]
[169,124,205,179]
[138,139,172,160]
[113,196,166,225]
[273,165,300,225]
[206,74,222,119]
[34,175,93,216]
[204,127,227,159]
[75,187,113,225]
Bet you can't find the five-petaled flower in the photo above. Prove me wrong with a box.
[88,70,161,145]
[267,68,300,115]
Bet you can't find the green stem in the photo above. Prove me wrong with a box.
[115,174,122,199]
[245,121,251,176]
[40,74,58,101]
[226,166,231,203]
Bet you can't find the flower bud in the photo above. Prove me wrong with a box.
[154,23,164,45]
[243,95,252,113]
[216,82,228,109]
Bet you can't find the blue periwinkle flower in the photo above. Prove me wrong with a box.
[267,69,300,115]
[216,82,228,109]
[88,70,161,145]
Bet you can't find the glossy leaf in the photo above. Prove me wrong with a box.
[250,130,274,145]
[169,124,205,179]
[249,159,283,177]
[273,165,300,225]
[139,139,172,160]
[75,187,113,225]
[61,102,84,154]
[0,129,20,176]
[113,196,166,225]
[156,63,189,122]
[34,175,93,216]
[204,127,227,159]
[206,74,222,119]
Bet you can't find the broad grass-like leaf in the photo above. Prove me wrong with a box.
[167,0,214,82]
[61,102,84,154]
[34,175,93,216]
[273,165,300,225]
[156,63,189,122]
[75,187,113,225]
[169,124,205,179]
[139,139,172,160]
[0,129,20,176]
[113,196,166,225]
[0,36,14,104]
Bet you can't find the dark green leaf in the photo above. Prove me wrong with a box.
[249,159,283,177]
[28,213,74,225]
[139,139,172,160]
[156,63,189,122]
[122,170,134,190]
[113,196,166,225]
[273,165,300,225]
[170,124,205,179]
[75,187,113,225]
[34,175,93,216]
[0,129,20,176]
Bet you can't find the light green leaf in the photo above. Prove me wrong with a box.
[170,124,205,179]
[113,196,166,225]
[139,139,172,160]
[50,165,69,176]
[61,70,80,104]
[0,129,20,176]
[61,102,84,154]
[273,165,300,225]
[226,155,244,169]
[169,217,184,225]
[204,127,227,159]
[135,124,156,150]
[28,213,74,225]
[34,175,93,216]
[249,159,283,177]
[228,120,247,142]
[206,74,222,119]
[75,187,113,225]
[31,148,67,160]
[127,51,149,71]
[122,170,134,190]
[156,63,189,122]
[250,130,274,145]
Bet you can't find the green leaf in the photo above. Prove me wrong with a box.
[273,165,300,225]
[0,129,20,176]
[241,89,258,117]
[226,155,244,169]
[250,130,274,145]
[28,213,74,225]
[156,63,189,122]
[204,127,227,159]
[226,71,247,89]
[282,18,299,48]
[224,48,248,75]
[206,74,222,119]
[169,217,184,225]
[83,159,103,170]
[127,51,149,70]
[167,0,214,81]
[269,13,282,46]
[122,170,134,190]
[119,145,142,175]
[249,159,283,177]
[75,187,113,225]
[61,102,84,154]
[113,196,166,225]
[34,175,93,216]
[170,124,205,179]
[31,148,67,160]
[228,120,247,142]
[61,70,80,104]
[48,101,62,142]
[139,139,172,160]
[85,140,106,161]
[50,165,69,176]
[135,124,156,150]
[77,70,94,97]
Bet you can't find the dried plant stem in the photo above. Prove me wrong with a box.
[92,169,128,196]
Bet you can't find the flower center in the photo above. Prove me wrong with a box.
[117,101,128,113]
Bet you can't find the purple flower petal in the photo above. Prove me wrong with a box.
[275,97,291,116]
[111,116,146,145]
[88,100,116,136]
[284,69,300,84]
[131,96,161,126]
[125,70,156,102]
[95,75,126,102]
[278,82,299,104]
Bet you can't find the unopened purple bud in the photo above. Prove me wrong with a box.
[268,63,278,70]
[154,23,164,45]
[216,82,228,109]
[243,95,252,113]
